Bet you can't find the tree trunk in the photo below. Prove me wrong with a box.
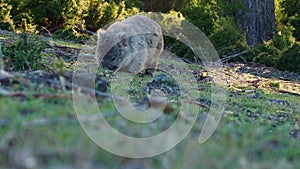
[238,0,276,45]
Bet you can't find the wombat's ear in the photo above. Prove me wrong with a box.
[97,29,106,38]
[118,32,126,40]
[118,32,128,46]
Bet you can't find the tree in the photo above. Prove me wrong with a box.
[238,0,276,45]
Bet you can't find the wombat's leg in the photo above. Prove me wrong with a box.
[153,39,164,75]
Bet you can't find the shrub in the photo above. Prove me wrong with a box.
[161,11,198,61]
[0,0,14,30]
[254,46,281,67]
[139,0,189,12]
[277,43,300,73]
[12,13,36,32]
[2,33,46,71]
[123,0,144,9]
[246,44,281,67]
[209,17,248,58]
[6,0,90,33]
[288,16,300,41]
[280,0,300,40]
[52,29,79,41]
[85,0,139,32]
[85,0,123,32]
[181,0,219,35]
[270,25,295,51]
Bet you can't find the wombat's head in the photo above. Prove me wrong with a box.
[97,28,128,54]
[96,28,129,69]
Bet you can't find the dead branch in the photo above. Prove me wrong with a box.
[183,100,210,109]
[221,51,248,63]
[272,88,300,96]
[45,42,81,52]
[74,27,96,36]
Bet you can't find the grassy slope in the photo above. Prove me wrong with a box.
[0,35,300,168]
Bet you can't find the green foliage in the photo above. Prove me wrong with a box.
[12,12,36,32]
[271,26,295,51]
[52,57,66,75]
[168,1,248,60]
[85,0,129,32]
[280,0,300,40]
[14,1,63,30]
[5,0,89,33]
[161,11,197,61]
[170,41,195,60]
[169,16,248,61]
[140,0,189,12]
[52,29,79,41]
[62,0,90,30]
[210,18,248,57]
[246,44,281,67]
[0,0,14,30]
[216,0,246,18]
[289,16,300,41]
[1,0,299,74]
[2,33,46,71]
[181,0,219,35]
[277,43,300,73]
[3,0,140,38]
[123,0,144,9]
[267,81,280,88]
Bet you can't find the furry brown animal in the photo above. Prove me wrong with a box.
[96,15,163,73]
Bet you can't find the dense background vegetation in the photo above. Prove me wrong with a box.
[0,0,299,73]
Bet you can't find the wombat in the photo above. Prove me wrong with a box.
[96,15,164,73]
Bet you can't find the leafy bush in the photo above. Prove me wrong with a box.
[0,0,14,30]
[170,41,196,61]
[5,0,89,33]
[270,26,295,51]
[281,0,300,40]
[123,0,144,9]
[161,11,198,61]
[246,44,281,67]
[12,13,36,32]
[139,0,189,12]
[289,16,300,41]
[181,0,219,35]
[277,43,300,73]
[13,1,63,31]
[209,17,248,58]
[52,29,79,41]
[168,12,248,62]
[2,33,46,71]
[85,0,123,31]
[85,0,140,32]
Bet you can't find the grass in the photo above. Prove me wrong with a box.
[1,89,300,168]
[0,34,300,168]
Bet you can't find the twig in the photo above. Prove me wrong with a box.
[183,100,210,109]
[40,27,52,36]
[74,27,96,36]
[221,51,248,63]
[272,88,300,96]
[45,42,81,51]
